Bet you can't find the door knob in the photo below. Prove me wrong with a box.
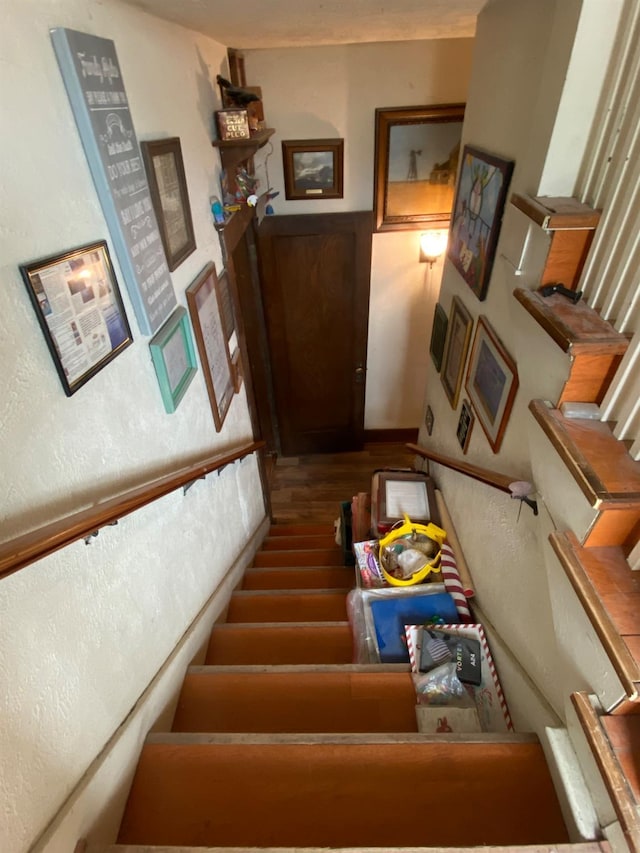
[354,366,365,384]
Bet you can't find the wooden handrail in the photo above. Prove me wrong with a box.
[406,442,518,494]
[0,440,265,582]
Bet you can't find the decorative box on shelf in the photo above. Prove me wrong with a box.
[215,109,251,141]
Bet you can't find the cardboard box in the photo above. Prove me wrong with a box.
[415,705,481,734]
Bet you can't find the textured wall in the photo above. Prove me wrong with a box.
[0,2,265,851]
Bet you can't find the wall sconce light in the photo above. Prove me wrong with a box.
[419,230,448,266]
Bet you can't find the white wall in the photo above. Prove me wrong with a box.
[244,40,474,429]
[0,2,266,851]
[418,0,622,715]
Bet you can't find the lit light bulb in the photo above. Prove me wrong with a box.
[419,230,448,266]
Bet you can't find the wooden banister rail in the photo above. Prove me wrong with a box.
[0,440,265,582]
[406,442,518,494]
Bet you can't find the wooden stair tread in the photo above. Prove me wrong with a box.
[226,590,348,622]
[117,740,569,848]
[601,715,640,798]
[572,693,640,852]
[172,671,418,733]
[514,289,628,355]
[109,845,610,853]
[242,566,353,590]
[511,193,601,229]
[550,531,640,698]
[262,533,339,550]
[268,523,335,536]
[205,623,354,665]
[148,732,541,744]
[530,400,640,503]
[253,548,346,567]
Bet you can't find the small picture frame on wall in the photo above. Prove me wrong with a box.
[19,240,133,396]
[425,405,434,436]
[217,268,243,392]
[429,302,448,372]
[282,138,344,200]
[186,263,235,431]
[465,315,519,453]
[441,295,473,410]
[456,399,475,454]
[149,306,198,413]
[140,137,196,271]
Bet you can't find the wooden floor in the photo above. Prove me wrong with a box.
[267,442,415,525]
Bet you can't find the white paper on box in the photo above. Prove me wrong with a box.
[384,480,429,519]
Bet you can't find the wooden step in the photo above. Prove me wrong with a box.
[261,533,339,550]
[226,589,348,622]
[204,623,354,665]
[530,399,640,549]
[242,565,353,590]
[110,846,610,853]
[268,523,335,536]
[514,288,627,405]
[550,531,640,701]
[253,548,346,567]
[172,670,418,733]
[117,737,569,848]
[572,692,640,852]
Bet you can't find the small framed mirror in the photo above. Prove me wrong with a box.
[373,103,465,232]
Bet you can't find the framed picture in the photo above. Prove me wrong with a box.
[281,138,344,200]
[448,145,514,300]
[217,268,243,392]
[465,316,519,453]
[425,404,434,436]
[373,103,465,232]
[441,295,473,409]
[429,302,448,372]
[186,263,235,430]
[140,137,196,271]
[20,240,133,396]
[149,306,197,413]
[456,399,475,454]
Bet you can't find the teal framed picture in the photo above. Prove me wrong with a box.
[149,306,197,413]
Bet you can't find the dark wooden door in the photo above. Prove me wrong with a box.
[258,212,372,455]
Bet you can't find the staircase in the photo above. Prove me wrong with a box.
[509,197,640,852]
[110,522,590,851]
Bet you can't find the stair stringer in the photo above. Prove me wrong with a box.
[527,410,601,544]
[472,601,600,843]
[537,502,628,711]
[565,693,638,853]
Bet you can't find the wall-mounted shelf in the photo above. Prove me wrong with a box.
[212,128,275,165]
[212,128,275,209]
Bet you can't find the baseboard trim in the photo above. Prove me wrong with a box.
[364,428,418,444]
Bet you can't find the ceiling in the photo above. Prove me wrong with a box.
[119,0,485,49]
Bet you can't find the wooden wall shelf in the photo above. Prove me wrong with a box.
[211,127,275,153]
[212,128,275,208]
